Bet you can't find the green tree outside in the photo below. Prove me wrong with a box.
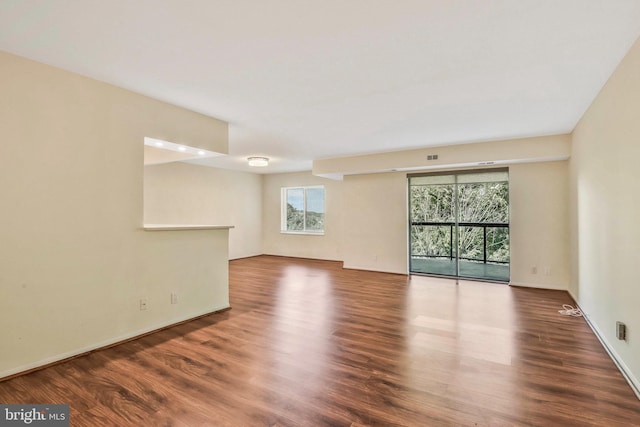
[410,181,509,263]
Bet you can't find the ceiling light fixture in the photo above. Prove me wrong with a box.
[248,157,269,167]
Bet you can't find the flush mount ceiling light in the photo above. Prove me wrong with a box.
[248,157,269,167]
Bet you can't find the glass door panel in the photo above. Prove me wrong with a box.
[409,170,510,282]
[409,175,457,277]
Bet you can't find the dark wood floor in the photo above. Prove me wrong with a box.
[1,256,639,426]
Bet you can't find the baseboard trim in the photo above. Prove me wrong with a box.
[568,293,640,400]
[0,304,231,382]
[248,254,409,276]
[509,281,568,291]
[342,264,408,276]
[260,253,344,263]
[229,254,263,261]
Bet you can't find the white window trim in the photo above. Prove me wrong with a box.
[281,186,325,235]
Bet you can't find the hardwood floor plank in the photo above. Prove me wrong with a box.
[1,255,639,426]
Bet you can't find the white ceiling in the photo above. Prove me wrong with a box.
[2,0,640,174]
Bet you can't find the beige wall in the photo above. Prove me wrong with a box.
[341,172,408,274]
[263,162,570,286]
[0,52,230,378]
[262,172,343,260]
[570,36,640,393]
[509,162,570,289]
[340,163,570,282]
[144,162,262,259]
[314,134,570,177]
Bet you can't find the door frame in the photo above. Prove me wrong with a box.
[407,168,510,283]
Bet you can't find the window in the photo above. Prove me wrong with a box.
[281,186,325,234]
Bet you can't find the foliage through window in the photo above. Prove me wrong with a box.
[410,180,510,263]
[409,169,510,282]
[281,186,325,234]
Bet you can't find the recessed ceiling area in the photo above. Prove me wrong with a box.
[143,137,223,166]
[1,1,640,173]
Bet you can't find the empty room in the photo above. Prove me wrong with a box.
[1,1,640,426]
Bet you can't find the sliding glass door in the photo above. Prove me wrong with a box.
[409,169,510,282]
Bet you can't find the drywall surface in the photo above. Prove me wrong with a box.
[339,163,570,281]
[314,134,570,177]
[341,172,409,274]
[0,51,230,378]
[262,169,407,274]
[144,162,262,259]
[509,162,570,289]
[264,163,569,285]
[570,35,640,394]
[262,172,343,261]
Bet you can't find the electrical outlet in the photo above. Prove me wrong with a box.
[139,298,148,311]
[544,267,551,276]
[171,293,178,304]
[616,321,627,341]
[532,266,537,274]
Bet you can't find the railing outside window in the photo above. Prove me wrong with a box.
[410,222,509,264]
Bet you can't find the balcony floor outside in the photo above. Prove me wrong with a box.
[411,257,510,282]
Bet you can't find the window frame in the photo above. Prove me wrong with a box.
[280,185,325,235]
